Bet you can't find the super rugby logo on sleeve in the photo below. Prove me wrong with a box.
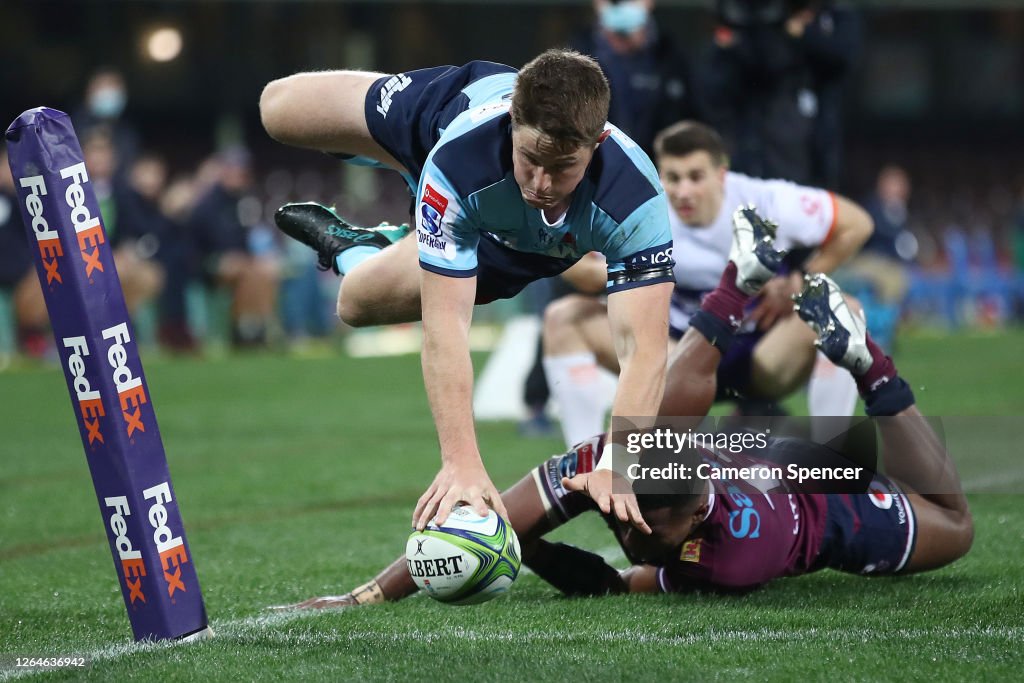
[416,180,456,260]
[420,184,448,236]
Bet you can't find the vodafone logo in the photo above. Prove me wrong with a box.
[868,482,893,510]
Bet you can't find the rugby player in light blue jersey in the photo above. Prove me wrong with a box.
[260,50,674,533]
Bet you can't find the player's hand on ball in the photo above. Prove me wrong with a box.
[414,460,508,531]
[562,470,652,535]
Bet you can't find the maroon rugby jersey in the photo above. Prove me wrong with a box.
[656,475,829,592]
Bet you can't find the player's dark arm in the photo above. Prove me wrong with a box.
[276,447,618,608]
[658,327,721,418]
[876,404,974,573]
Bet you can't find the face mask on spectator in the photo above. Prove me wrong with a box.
[89,86,126,119]
[600,1,649,34]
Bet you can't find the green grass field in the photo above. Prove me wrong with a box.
[2,329,1023,681]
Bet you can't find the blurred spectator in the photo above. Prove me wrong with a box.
[73,67,140,176]
[188,148,281,348]
[263,168,332,349]
[81,129,165,318]
[1014,181,1024,319]
[837,165,915,347]
[703,0,860,186]
[0,147,50,358]
[573,0,705,155]
[116,153,197,352]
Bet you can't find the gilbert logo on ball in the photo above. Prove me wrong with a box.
[6,107,210,642]
[406,505,521,605]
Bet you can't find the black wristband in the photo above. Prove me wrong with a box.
[864,375,916,417]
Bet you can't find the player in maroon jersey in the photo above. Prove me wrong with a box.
[274,207,972,608]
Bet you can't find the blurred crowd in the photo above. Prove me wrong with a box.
[2,0,1022,366]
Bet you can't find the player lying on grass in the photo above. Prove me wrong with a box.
[543,121,874,447]
[275,208,972,607]
[260,49,674,532]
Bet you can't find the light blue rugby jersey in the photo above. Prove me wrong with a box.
[414,74,674,294]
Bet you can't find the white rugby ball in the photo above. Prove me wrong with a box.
[406,505,521,605]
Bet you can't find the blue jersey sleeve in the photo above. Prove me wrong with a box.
[415,164,480,277]
[601,193,675,294]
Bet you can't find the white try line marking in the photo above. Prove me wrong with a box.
[3,614,1021,680]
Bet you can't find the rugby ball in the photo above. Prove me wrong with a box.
[406,505,521,605]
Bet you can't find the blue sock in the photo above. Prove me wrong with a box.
[336,246,382,275]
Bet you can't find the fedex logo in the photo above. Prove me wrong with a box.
[101,322,147,438]
[104,496,147,605]
[19,175,64,285]
[62,336,106,446]
[143,482,189,599]
[60,162,106,279]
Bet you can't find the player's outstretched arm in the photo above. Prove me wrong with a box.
[562,281,673,535]
[271,445,580,610]
[414,269,508,531]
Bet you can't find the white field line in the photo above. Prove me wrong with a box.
[963,467,1024,492]
[3,614,1022,680]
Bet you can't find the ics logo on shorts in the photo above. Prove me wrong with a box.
[868,482,893,510]
[420,184,449,236]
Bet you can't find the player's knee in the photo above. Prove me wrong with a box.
[259,77,300,144]
[542,295,591,354]
[336,291,373,328]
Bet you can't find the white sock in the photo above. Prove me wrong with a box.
[544,353,613,448]
[808,351,859,442]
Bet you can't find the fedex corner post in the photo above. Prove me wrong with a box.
[6,108,211,642]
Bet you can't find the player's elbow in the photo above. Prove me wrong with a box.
[832,196,874,253]
[955,508,975,560]
[846,201,874,248]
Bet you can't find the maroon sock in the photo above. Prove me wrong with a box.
[699,262,750,330]
[855,336,898,393]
